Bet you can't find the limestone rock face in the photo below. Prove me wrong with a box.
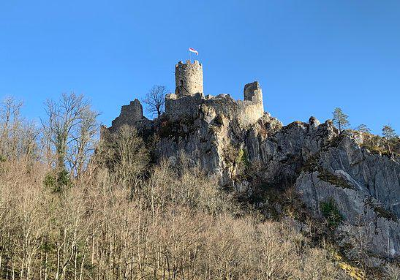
[293,133,400,262]
[104,59,400,265]
[107,97,400,265]
[295,171,400,263]
[154,110,400,264]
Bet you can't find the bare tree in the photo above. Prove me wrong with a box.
[96,125,149,189]
[143,85,167,118]
[0,97,38,161]
[43,93,98,175]
[0,97,23,159]
[68,107,98,177]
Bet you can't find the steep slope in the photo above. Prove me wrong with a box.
[107,100,400,268]
[152,109,400,265]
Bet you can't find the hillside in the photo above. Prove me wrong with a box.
[1,60,399,278]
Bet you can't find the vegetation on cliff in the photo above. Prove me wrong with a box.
[0,95,399,279]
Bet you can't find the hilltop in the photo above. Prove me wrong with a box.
[103,59,400,277]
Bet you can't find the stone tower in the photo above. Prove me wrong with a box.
[175,60,203,97]
[244,81,263,104]
[243,81,264,121]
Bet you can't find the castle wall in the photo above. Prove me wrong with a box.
[165,92,264,127]
[175,60,203,97]
[106,61,264,137]
[166,76,264,127]
[165,93,203,120]
[202,97,263,127]
[236,100,264,127]
[203,95,239,118]
[109,99,145,132]
[244,81,263,106]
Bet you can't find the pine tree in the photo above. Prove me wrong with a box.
[332,108,350,132]
[356,124,371,134]
[382,125,397,158]
[382,125,396,140]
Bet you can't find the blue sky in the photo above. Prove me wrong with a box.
[0,0,399,134]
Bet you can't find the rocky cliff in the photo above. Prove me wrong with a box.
[156,109,400,265]
[108,100,400,267]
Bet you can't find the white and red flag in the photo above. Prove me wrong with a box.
[189,48,198,55]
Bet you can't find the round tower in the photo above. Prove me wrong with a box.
[175,60,203,97]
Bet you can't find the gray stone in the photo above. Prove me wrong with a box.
[105,59,400,266]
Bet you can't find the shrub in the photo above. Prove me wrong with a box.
[0,159,351,279]
[43,169,71,193]
[321,198,343,229]
[237,148,249,168]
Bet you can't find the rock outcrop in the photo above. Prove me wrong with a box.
[105,60,400,267]
[154,111,400,264]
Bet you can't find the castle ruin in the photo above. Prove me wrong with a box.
[108,59,265,131]
[103,60,400,265]
[165,60,264,126]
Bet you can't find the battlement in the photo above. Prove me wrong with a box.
[176,60,202,67]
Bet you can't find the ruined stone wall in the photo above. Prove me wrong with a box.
[203,95,237,116]
[165,93,263,127]
[165,93,203,120]
[236,100,264,127]
[175,60,203,97]
[201,97,263,127]
[109,99,145,132]
[244,81,263,104]
[109,62,264,131]
[166,80,264,127]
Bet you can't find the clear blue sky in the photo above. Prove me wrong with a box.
[1,0,399,134]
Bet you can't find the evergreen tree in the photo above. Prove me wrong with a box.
[382,125,397,140]
[332,108,350,132]
[356,124,371,134]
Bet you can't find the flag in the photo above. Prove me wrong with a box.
[189,48,198,55]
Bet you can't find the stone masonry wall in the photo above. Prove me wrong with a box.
[244,81,263,104]
[165,93,203,120]
[175,60,203,97]
[166,80,264,127]
[109,99,145,132]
